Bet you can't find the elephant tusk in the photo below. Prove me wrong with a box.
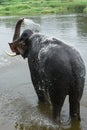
[5,51,16,57]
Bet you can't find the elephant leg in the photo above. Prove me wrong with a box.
[52,96,66,122]
[69,92,81,120]
[34,86,46,103]
[31,73,46,103]
[49,88,66,122]
[69,77,84,121]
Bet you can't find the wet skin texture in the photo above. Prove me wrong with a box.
[10,29,86,121]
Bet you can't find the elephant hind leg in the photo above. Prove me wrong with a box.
[69,76,84,121]
[49,92,66,122]
[69,92,81,120]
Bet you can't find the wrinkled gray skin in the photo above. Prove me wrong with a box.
[9,18,86,122]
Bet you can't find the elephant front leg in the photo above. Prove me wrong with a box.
[30,72,47,103]
[34,85,46,103]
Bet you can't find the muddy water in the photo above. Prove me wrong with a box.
[0,14,87,130]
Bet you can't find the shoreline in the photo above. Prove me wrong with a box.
[0,1,87,16]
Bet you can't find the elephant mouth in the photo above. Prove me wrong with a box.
[8,40,25,56]
[9,42,20,54]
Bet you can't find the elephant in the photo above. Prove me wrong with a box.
[8,18,86,121]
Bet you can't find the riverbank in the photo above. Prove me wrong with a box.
[0,0,87,16]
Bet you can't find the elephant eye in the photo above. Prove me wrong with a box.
[21,33,29,40]
[23,33,27,37]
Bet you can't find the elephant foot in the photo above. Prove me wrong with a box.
[70,113,81,121]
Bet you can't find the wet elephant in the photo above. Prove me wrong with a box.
[8,18,86,121]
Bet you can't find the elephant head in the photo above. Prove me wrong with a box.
[7,18,33,57]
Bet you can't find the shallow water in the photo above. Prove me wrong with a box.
[0,14,87,130]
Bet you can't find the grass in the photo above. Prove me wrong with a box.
[0,0,87,16]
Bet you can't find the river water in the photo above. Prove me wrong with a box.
[0,14,87,130]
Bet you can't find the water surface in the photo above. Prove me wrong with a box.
[0,14,87,130]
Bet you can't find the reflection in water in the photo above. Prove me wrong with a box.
[13,102,81,130]
[14,119,81,130]
[14,122,81,130]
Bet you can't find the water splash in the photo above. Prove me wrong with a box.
[23,18,41,32]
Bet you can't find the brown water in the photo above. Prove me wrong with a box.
[0,14,87,130]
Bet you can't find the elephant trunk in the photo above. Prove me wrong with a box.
[13,18,24,41]
[6,18,24,56]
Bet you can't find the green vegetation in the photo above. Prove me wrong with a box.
[0,0,87,15]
